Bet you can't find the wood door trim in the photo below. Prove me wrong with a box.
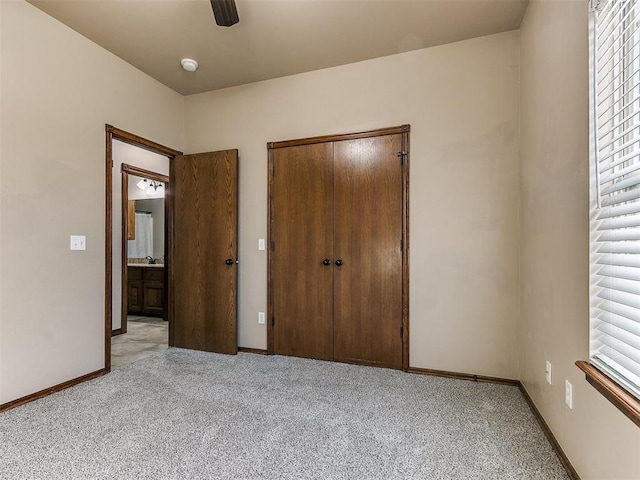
[120,163,169,338]
[122,163,170,183]
[267,125,410,150]
[267,125,410,370]
[267,147,275,355]
[401,130,410,371]
[105,125,182,372]
[106,125,182,157]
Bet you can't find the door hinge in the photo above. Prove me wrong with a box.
[271,316,275,326]
[400,325,404,338]
[397,151,407,164]
[270,240,275,250]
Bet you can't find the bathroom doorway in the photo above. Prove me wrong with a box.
[112,165,169,367]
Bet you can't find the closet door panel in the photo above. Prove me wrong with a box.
[333,135,403,369]
[271,143,334,360]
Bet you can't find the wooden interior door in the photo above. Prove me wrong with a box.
[170,150,238,354]
[271,143,334,360]
[333,135,404,368]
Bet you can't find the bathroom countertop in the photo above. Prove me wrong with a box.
[127,263,165,268]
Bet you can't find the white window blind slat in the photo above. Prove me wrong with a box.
[595,322,640,351]
[591,0,640,400]
[596,199,640,219]
[597,111,640,147]
[594,308,640,336]
[596,253,640,267]
[596,148,640,175]
[597,264,640,280]
[596,82,640,121]
[600,174,640,195]
[596,211,640,230]
[596,36,640,79]
[597,160,640,186]
[594,296,640,323]
[597,55,640,101]
[595,288,640,309]
[597,10,640,64]
[600,185,640,206]
[597,0,633,41]
[597,242,640,254]
[598,108,640,142]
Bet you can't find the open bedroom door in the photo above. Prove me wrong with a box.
[169,149,238,354]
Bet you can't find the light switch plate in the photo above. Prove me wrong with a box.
[70,235,86,251]
[258,238,266,251]
[258,312,265,325]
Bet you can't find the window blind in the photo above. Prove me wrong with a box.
[592,0,640,399]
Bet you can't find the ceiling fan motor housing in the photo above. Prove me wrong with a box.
[210,0,239,27]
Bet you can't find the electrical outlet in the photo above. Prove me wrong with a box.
[565,380,573,409]
[258,312,265,325]
[545,361,552,385]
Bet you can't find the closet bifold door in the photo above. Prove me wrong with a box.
[333,134,404,369]
[271,143,334,360]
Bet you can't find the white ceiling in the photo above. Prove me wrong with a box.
[27,0,529,96]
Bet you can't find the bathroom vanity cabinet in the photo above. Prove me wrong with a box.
[127,265,165,317]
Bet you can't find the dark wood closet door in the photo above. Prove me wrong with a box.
[333,135,404,369]
[170,150,238,354]
[271,143,334,360]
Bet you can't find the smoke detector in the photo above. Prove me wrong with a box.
[181,58,199,72]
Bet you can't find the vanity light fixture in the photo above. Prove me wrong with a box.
[145,181,163,195]
[181,58,199,72]
[136,178,163,195]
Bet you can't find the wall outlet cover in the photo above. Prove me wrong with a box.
[545,360,552,385]
[70,235,86,251]
[565,380,573,409]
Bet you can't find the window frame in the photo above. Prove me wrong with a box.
[582,0,640,426]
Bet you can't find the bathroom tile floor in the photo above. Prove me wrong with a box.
[111,316,168,367]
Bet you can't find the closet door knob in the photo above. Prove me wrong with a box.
[225,258,234,265]
[322,259,331,266]
[335,259,343,266]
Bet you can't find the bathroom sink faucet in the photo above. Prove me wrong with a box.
[146,256,156,264]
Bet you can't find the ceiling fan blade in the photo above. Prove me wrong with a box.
[210,0,239,27]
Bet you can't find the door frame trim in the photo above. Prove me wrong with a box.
[267,124,410,371]
[120,164,170,336]
[105,125,182,372]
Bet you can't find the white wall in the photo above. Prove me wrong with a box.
[520,1,640,478]
[112,141,169,330]
[0,0,183,404]
[185,31,521,378]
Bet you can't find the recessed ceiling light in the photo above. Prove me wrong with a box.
[181,58,198,72]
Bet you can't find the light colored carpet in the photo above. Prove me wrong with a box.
[0,350,568,479]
